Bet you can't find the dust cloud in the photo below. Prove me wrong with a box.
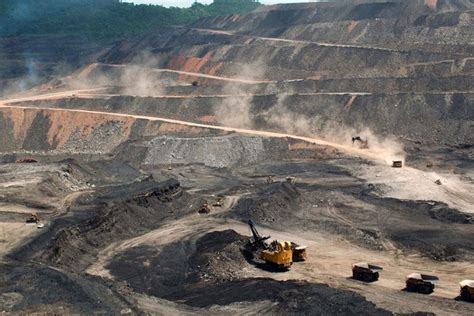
[67,51,165,97]
[270,93,405,164]
[213,61,268,129]
[214,72,406,165]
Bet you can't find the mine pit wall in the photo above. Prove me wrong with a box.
[148,73,474,97]
[98,28,470,82]
[101,41,456,81]
[233,11,474,49]
[79,62,474,97]
[190,0,474,51]
[0,108,225,155]
[142,135,312,168]
[193,0,474,32]
[24,91,474,147]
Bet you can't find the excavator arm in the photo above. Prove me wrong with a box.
[248,220,270,249]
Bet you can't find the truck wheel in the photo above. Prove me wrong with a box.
[406,283,416,292]
[418,284,432,294]
[373,272,379,282]
[461,287,472,301]
[362,272,372,282]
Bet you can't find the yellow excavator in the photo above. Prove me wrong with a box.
[247,220,307,269]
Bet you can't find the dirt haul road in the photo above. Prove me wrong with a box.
[189,27,397,52]
[0,94,395,163]
[83,63,275,84]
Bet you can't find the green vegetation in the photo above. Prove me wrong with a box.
[0,0,260,39]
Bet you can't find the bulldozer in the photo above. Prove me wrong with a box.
[352,262,382,282]
[246,220,307,269]
[460,280,474,302]
[405,273,439,294]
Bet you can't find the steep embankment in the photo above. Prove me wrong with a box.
[17,91,474,147]
[0,107,225,154]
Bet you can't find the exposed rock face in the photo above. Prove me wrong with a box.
[144,135,289,168]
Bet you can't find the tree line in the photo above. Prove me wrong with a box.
[0,0,260,40]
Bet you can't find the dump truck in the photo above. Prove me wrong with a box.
[247,220,306,269]
[352,136,369,149]
[352,262,382,282]
[26,213,44,229]
[460,280,474,302]
[26,213,40,224]
[197,203,211,214]
[406,273,439,294]
[291,242,307,262]
[266,176,275,184]
[392,161,403,168]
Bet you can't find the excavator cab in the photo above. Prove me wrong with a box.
[260,241,293,268]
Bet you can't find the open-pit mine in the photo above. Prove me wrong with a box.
[1,0,474,314]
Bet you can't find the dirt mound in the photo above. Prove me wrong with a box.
[188,230,249,282]
[0,262,114,314]
[40,179,192,271]
[232,181,301,223]
[106,230,249,297]
[164,278,391,315]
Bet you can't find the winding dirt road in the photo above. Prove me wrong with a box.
[189,27,397,52]
[0,98,392,163]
